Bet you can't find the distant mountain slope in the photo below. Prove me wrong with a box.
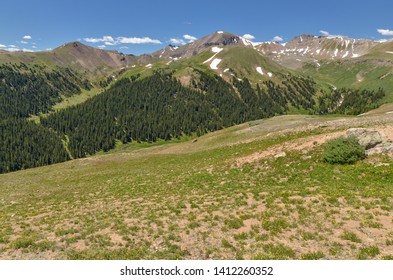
[149,31,251,61]
[254,35,380,69]
[0,42,137,75]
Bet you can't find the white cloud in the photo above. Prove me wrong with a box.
[21,40,29,44]
[98,45,106,49]
[272,36,283,42]
[84,36,114,43]
[3,47,20,52]
[183,34,197,42]
[320,30,330,36]
[169,34,197,45]
[119,46,129,49]
[169,38,186,45]
[319,30,345,38]
[0,42,36,52]
[84,35,161,45]
[243,34,255,41]
[118,37,162,44]
[23,35,32,40]
[377,28,393,36]
[22,48,35,52]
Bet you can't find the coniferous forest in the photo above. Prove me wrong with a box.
[0,64,386,174]
[0,63,89,173]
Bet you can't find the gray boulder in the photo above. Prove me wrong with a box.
[345,128,385,149]
[366,144,393,155]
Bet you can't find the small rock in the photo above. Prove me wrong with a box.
[274,152,286,159]
[374,162,390,167]
[192,139,198,143]
[319,123,329,128]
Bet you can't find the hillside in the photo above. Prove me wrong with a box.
[1,112,392,259]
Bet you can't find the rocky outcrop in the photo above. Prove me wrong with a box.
[345,128,393,155]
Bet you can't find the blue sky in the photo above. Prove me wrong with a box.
[1,0,393,55]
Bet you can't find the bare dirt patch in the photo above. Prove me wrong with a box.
[234,131,345,166]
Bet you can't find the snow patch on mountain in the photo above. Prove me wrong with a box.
[204,47,223,64]
[256,67,264,75]
[240,37,253,47]
[210,58,222,70]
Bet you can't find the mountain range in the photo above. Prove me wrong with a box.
[1,30,393,174]
[2,30,392,98]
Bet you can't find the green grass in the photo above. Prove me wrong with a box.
[253,244,296,260]
[301,251,325,260]
[53,87,103,111]
[358,246,380,260]
[1,114,392,259]
[341,231,362,243]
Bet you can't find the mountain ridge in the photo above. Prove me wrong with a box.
[1,31,392,73]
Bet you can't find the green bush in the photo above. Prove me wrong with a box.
[323,136,365,164]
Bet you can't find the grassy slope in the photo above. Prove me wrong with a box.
[301,50,393,103]
[1,114,392,260]
[362,41,393,60]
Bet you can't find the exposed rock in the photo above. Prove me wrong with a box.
[345,128,386,149]
[274,152,286,159]
[345,128,393,155]
[373,162,390,167]
[366,144,393,156]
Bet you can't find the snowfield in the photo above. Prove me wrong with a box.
[210,58,222,70]
[212,47,223,53]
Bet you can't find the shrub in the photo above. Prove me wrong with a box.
[323,136,365,164]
